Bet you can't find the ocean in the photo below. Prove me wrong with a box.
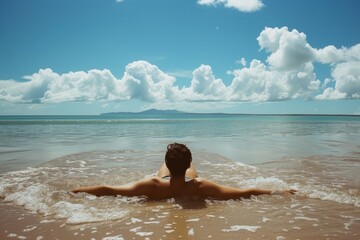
[0,114,359,239]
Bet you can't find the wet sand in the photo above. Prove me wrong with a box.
[1,195,359,239]
[1,151,359,239]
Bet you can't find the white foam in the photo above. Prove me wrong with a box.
[102,235,124,240]
[126,218,143,225]
[222,225,261,232]
[186,218,200,222]
[52,201,128,224]
[239,177,288,189]
[343,217,360,230]
[304,186,360,207]
[1,164,134,224]
[40,220,56,224]
[129,226,153,237]
[23,226,37,232]
[188,228,195,236]
[144,221,160,224]
[130,226,142,233]
[136,232,153,237]
[294,216,319,222]
[4,184,50,214]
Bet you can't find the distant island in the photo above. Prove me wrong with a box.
[101,109,245,116]
[100,109,359,116]
[101,109,190,116]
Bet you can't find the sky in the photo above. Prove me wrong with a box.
[0,0,359,115]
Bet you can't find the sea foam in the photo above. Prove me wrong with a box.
[0,165,130,224]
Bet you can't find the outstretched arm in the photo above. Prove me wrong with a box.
[197,178,296,200]
[71,178,157,197]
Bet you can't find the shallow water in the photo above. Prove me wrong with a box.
[0,150,359,239]
[0,115,360,239]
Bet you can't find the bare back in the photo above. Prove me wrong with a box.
[141,176,201,200]
[71,162,296,200]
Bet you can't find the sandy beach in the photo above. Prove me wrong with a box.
[1,115,359,239]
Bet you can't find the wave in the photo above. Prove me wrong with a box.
[0,150,359,225]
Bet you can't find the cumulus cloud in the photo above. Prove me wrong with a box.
[0,68,125,103]
[332,61,360,97]
[0,61,180,103]
[314,44,360,99]
[316,61,360,100]
[121,61,178,102]
[228,60,319,101]
[315,44,360,64]
[0,69,59,103]
[182,65,227,101]
[256,27,360,100]
[223,27,320,102]
[197,0,264,12]
[257,27,315,70]
[1,27,359,103]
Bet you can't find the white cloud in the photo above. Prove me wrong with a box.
[1,27,359,104]
[332,61,360,97]
[180,64,227,101]
[0,61,179,103]
[0,68,59,103]
[197,0,216,6]
[321,78,332,88]
[227,60,319,101]
[315,45,345,64]
[315,88,346,100]
[236,57,247,67]
[315,44,360,64]
[121,61,178,102]
[256,27,360,100]
[165,69,193,79]
[316,61,360,100]
[197,0,264,12]
[257,27,315,70]
[315,44,360,100]
[43,68,124,103]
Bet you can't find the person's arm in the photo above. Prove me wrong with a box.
[197,178,296,200]
[71,178,157,197]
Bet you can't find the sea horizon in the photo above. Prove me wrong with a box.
[1,112,359,239]
[1,110,359,117]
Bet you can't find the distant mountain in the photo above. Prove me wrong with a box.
[102,109,244,116]
[101,109,188,115]
[101,109,358,116]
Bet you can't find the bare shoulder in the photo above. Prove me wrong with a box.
[194,177,220,189]
[137,176,163,185]
[193,177,218,187]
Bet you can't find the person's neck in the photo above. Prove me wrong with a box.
[169,175,186,186]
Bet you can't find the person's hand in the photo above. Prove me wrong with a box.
[283,189,297,194]
[271,189,297,195]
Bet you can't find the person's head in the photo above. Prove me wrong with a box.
[165,143,192,177]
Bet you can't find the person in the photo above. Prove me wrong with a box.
[71,143,296,200]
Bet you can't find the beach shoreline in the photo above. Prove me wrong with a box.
[1,188,359,239]
[1,115,359,239]
[1,150,360,239]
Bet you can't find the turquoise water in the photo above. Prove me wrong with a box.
[0,114,359,239]
[0,114,359,173]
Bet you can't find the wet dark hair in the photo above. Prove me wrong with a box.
[165,143,192,177]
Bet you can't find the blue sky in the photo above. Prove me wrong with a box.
[0,0,359,114]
